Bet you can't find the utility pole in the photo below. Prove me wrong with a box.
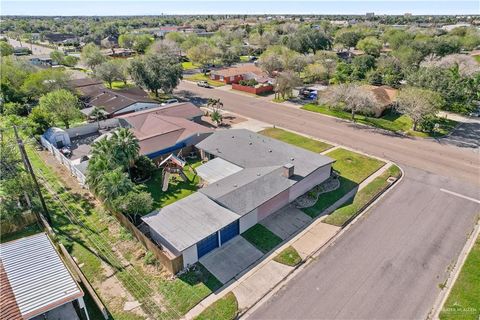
[13,126,52,224]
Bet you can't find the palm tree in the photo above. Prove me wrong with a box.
[111,128,140,177]
[95,168,134,203]
[90,107,107,130]
[207,98,224,126]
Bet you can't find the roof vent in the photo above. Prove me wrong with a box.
[233,184,238,187]
[291,157,295,161]
[249,141,252,145]
[269,149,272,152]
[232,135,235,138]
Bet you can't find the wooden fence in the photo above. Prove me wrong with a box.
[111,210,184,274]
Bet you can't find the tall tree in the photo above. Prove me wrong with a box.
[356,36,382,57]
[111,128,140,176]
[396,87,442,131]
[129,53,183,96]
[274,71,302,100]
[95,60,122,88]
[38,89,80,128]
[81,43,106,71]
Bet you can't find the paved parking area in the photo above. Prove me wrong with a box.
[200,236,263,283]
[260,205,312,240]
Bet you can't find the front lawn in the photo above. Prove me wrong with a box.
[274,246,302,267]
[327,148,385,184]
[182,61,199,70]
[259,128,332,153]
[242,224,282,253]
[184,73,225,87]
[195,292,238,320]
[160,263,223,315]
[302,104,457,138]
[144,160,202,209]
[323,165,401,226]
[440,236,480,320]
[107,80,135,90]
[302,148,385,218]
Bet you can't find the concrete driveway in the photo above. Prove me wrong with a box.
[260,205,312,240]
[200,236,263,284]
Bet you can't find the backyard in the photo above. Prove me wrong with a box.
[143,159,202,209]
[26,146,222,319]
[302,104,458,138]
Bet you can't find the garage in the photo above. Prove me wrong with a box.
[197,232,219,258]
[220,220,239,245]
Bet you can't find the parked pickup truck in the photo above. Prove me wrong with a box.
[197,81,212,88]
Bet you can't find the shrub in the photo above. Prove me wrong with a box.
[131,155,156,182]
[239,79,258,87]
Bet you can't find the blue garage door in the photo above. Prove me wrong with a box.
[197,232,219,258]
[220,220,239,245]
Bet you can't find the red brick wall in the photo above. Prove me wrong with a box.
[232,83,274,95]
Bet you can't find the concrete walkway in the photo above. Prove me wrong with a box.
[260,205,312,240]
[184,161,395,320]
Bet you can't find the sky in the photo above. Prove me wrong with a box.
[1,0,479,16]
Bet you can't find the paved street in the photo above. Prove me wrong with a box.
[175,81,480,319]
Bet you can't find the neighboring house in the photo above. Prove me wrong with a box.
[142,129,334,268]
[75,84,160,117]
[44,33,79,46]
[42,103,211,182]
[210,64,270,84]
[0,233,89,320]
[28,55,55,67]
[100,35,118,49]
[118,103,212,160]
[361,85,398,117]
[102,48,135,58]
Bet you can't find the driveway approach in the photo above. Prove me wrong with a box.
[176,81,480,319]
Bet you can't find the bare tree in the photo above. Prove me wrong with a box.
[321,84,380,121]
[274,71,302,100]
[421,54,480,77]
[396,87,441,131]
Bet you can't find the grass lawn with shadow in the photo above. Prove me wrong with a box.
[195,292,238,320]
[323,165,401,226]
[274,246,302,267]
[303,148,385,218]
[0,223,42,243]
[259,128,332,153]
[159,263,223,315]
[144,160,202,209]
[242,224,282,254]
[302,104,457,138]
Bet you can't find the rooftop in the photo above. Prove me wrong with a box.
[0,233,83,319]
[212,63,266,78]
[143,192,239,253]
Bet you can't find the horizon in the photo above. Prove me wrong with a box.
[2,1,480,16]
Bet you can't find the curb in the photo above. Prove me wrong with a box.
[238,164,405,319]
[429,220,480,320]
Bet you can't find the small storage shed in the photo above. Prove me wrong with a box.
[43,127,71,148]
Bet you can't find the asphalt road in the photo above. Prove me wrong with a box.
[176,81,479,185]
[175,81,480,319]
[248,166,479,319]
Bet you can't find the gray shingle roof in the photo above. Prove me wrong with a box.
[142,193,239,252]
[200,166,295,216]
[195,129,333,177]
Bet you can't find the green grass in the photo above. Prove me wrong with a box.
[195,292,238,320]
[302,148,385,218]
[184,73,225,87]
[0,223,42,243]
[274,246,302,267]
[474,55,480,63]
[440,236,480,320]
[159,263,223,315]
[182,61,199,70]
[240,55,250,62]
[259,128,332,153]
[323,165,401,226]
[327,148,385,184]
[242,224,283,253]
[302,104,458,138]
[144,159,202,209]
[107,80,134,90]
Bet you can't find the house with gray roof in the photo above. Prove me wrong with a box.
[142,129,334,269]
